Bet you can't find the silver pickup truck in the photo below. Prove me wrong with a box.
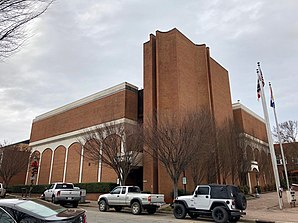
[43,182,81,207]
[98,186,164,215]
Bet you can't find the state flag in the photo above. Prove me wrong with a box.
[269,83,275,108]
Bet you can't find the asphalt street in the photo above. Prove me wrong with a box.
[82,206,225,223]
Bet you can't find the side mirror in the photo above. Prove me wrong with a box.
[194,190,198,197]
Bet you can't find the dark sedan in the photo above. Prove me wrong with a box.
[0,198,86,222]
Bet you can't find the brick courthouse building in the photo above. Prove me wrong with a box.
[26,29,272,199]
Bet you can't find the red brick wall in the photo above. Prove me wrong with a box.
[65,143,81,183]
[233,108,267,142]
[176,32,212,115]
[143,29,230,200]
[275,142,298,175]
[100,165,117,183]
[51,146,66,183]
[30,89,138,142]
[233,109,244,132]
[209,58,233,126]
[82,156,98,183]
[38,149,52,184]
[125,90,138,121]
[143,34,158,193]
[0,171,27,186]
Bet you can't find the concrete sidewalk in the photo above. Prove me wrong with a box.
[243,192,298,223]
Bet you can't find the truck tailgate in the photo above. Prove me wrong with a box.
[59,190,80,197]
[150,194,164,203]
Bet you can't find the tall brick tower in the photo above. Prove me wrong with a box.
[143,28,233,199]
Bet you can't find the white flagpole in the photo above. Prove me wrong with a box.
[269,82,290,191]
[257,62,282,209]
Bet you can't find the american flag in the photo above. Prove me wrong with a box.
[257,79,261,99]
[258,62,265,87]
[256,62,265,100]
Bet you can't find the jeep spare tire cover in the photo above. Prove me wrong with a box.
[235,193,247,210]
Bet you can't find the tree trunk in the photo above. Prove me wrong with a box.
[173,179,178,199]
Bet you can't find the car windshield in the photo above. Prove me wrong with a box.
[16,199,66,218]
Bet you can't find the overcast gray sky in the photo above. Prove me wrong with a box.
[0,0,297,143]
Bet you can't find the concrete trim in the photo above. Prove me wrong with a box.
[98,160,102,183]
[33,82,138,122]
[29,118,137,148]
[63,148,69,182]
[248,172,252,194]
[241,133,269,147]
[97,144,102,183]
[79,145,84,183]
[36,154,42,185]
[232,102,265,123]
[48,151,54,184]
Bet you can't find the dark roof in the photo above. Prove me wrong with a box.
[1,139,29,149]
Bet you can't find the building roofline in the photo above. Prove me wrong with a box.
[33,82,138,122]
[1,139,30,149]
[232,102,265,123]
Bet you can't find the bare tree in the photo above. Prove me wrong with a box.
[81,122,143,186]
[258,150,272,187]
[273,120,297,143]
[217,119,239,184]
[236,136,253,186]
[189,109,216,185]
[0,0,53,59]
[0,143,30,187]
[143,113,204,198]
[226,124,253,187]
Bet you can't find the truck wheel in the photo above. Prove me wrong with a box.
[99,199,108,212]
[131,201,142,215]
[173,203,186,219]
[212,206,228,223]
[73,201,79,208]
[114,206,122,212]
[147,207,157,214]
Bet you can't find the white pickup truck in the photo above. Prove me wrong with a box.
[98,186,164,215]
[43,182,81,207]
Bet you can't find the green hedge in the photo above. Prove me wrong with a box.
[74,182,117,193]
[7,184,49,194]
[7,182,117,194]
